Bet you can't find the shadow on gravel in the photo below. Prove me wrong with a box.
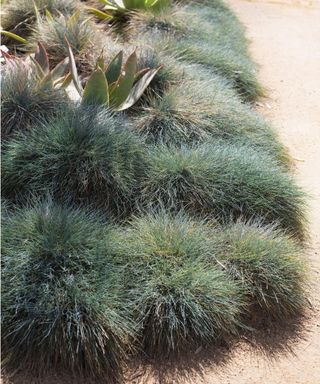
[125,312,309,384]
[3,313,310,384]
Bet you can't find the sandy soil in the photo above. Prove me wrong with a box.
[199,1,320,383]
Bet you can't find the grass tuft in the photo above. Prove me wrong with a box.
[2,106,146,217]
[1,199,134,382]
[28,11,102,74]
[131,79,288,163]
[112,211,244,356]
[166,37,263,102]
[1,59,68,140]
[210,222,307,320]
[0,0,309,377]
[128,3,263,101]
[1,0,78,48]
[140,142,306,239]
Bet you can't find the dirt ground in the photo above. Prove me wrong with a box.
[199,1,320,383]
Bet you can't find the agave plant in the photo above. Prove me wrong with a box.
[0,36,71,91]
[68,44,161,111]
[30,42,72,89]
[88,0,171,21]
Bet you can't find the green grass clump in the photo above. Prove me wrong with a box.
[167,37,262,101]
[29,12,102,73]
[2,107,146,217]
[141,143,306,239]
[112,212,243,355]
[132,79,287,163]
[1,0,78,48]
[1,200,134,382]
[128,3,262,101]
[128,3,247,57]
[210,222,307,319]
[1,60,68,140]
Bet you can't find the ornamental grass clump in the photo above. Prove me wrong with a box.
[167,38,262,102]
[1,200,134,382]
[137,31,263,102]
[2,106,146,217]
[1,56,68,140]
[128,3,262,101]
[29,11,103,73]
[127,3,247,56]
[132,79,287,163]
[1,0,78,47]
[210,222,307,320]
[112,212,243,356]
[141,142,306,239]
[183,3,248,56]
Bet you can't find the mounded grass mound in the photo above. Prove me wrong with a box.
[128,3,247,58]
[1,200,134,382]
[210,222,307,320]
[112,212,244,356]
[28,11,103,73]
[2,106,146,217]
[141,142,306,239]
[132,79,287,163]
[1,0,78,49]
[128,3,262,101]
[1,59,68,140]
[166,37,262,102]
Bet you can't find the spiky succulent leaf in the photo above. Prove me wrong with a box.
[96,53,105,70]
[66,40,83,95]
[88,7,113,20]
[50,57,70,82]
[34,42,49,73]
[117,66,161,111]
[0,30,28,44]
[38,72,54,90]
[105,51,123,86]
[82,68,110,106]
[109,51,137,108]
[55,72,72,88]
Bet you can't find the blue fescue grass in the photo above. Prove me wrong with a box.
[110,211,244,356]
[2,106,147,217]
[0,0,310,378]
[140,142,306,239]
[131,78,288,163]
[1,0,78,48]
[28,10,103,73]
[128,2,263,101]
[1,59,68,140]
[109,211,307,356]
[209,221,307,320]
[1,199,134,382]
